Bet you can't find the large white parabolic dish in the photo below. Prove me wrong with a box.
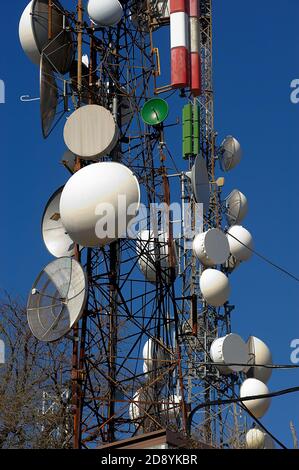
[191,156,210,214]
[193,228,230,267]
[63,105,119,159]
[160,394,181,418]
[210,333,249,375]
[136,230,177,284]
[227,225,253,262]
[27,257,87,342]
[87,0,124,26]
[200,269,230,307]
[143,338,171,373]
[129,388,155,423]
[247,336,273,384]
[60,162,141,247]
[240,378,271,419]
[42,186,76,258]
[19,0,74,74]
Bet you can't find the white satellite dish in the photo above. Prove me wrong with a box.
[87,0,124,26]
[160,394,181,418]
[193,228,230,267]
[136,230,178,284]
[210,333,250,375]
[129,390,141,421]
[40,54,59,138]
[191,156,210,214]
[19,0,74,74]
[42,187,76,258]
[27,257,87,342]
[129,388,155,424]
[200,269,230,307]
[247,336,273,384]
[63,105,119,159]
[240,378,271,419]
[225,189,248,226]
[220,136,242,172]
[246,428,266,449]
[143,338,171,374]
[60,162,141,247]
[227,225,253,262]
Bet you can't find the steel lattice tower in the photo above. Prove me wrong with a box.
[23,0,248,449]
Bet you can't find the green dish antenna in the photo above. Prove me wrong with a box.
[141,98,169,126]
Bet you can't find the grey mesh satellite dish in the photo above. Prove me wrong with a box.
[27,257,87,342]
[19,0,75,74]
[42,187,76,258]
[40,54,59,138]
[191,156,210,214]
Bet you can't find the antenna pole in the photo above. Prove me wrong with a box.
[77,0,83,96]
[48,0,53,40]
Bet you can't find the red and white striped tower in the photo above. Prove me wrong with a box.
[189,0,202,96]
[170,0,190,89]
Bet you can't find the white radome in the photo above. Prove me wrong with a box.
[42,187,75,258]
[200,269,230,307]
[19,1,40,64]
[143,338,170,373]
[193,228,230,267]
[225,189,248,226]
[136,230,177,284]
[247,336,273,384]
[60,162,140,247]
[19,0,73,73]
[220,136,242,171]
[227,225,253,262]
[240,378,271,419]
[246,428,265,449]
[87,0,124,26]
[210,334,250,375]
[129,390,141,421]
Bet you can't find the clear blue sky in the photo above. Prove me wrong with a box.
[0,0,298,447]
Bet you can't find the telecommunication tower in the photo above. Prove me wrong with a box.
[20,0,275,450]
